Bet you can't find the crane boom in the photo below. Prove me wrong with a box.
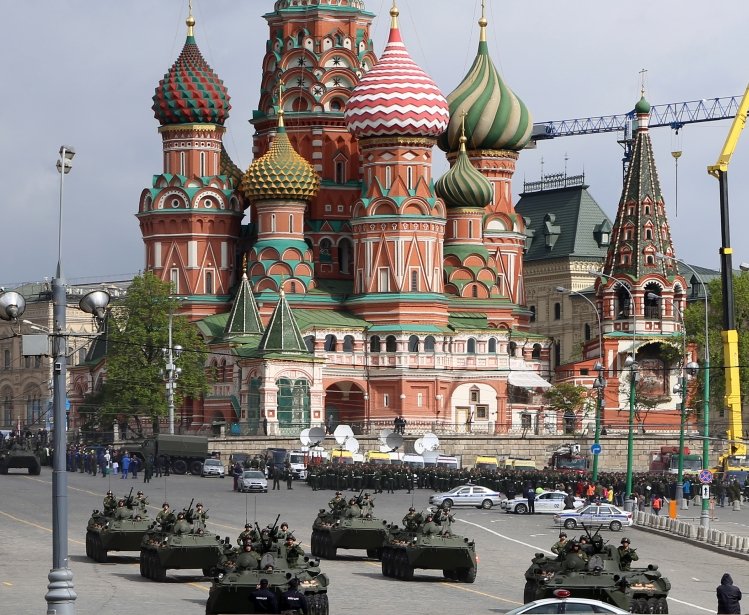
[708,85,749,464]
[531,95,742,142]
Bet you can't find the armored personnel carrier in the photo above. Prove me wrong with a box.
[0,440,41,475]
[206,517,330,614]
[380,506,477,582]
[310,496,389,559]
[140,501,223,581]
[524,535,671,612]
[86,491,150,562]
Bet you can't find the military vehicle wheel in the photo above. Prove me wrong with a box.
[655,597,668,613]
[401,554,414,581]
[190,460,203,476]
[0,464,8,475]
[139,555,147,577]
[29,464,41,476]
[633,597,648,613]
[171,459,188,475]
[318,593,329,615]
[366,548,381,559]
[523,581,537,603]
[609,520,622,531]
[480,499,493,509]
[457,566,476,584]
[151,553,166,582]
[563,518,577,529]
[442,498,454,508]
[202,567,213,577]
[515,503,528,514]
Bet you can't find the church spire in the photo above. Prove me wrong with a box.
[224,269,263,337]
[258,290,308,354]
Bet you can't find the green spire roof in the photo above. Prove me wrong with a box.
[224,272,263,336]
[258,291,308,354]
[438,17,531,153]
[635,95,651,114]
[435,132,493,208]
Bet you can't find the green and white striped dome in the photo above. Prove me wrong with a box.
[435,134,493,209]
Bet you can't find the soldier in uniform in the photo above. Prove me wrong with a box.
[237,523,259,545]
[373,469,383,494]
[421,514,440,536]
[114,499,132,520]
[402,507,419,530]
[359,493,374,517]
[174,512,192,534]
[134,490,148,511]
[328,491,345,511]
[551,532,569,555]
[103,490,116,514]
[563,542,588,571]
[193,502,209,529]
[156,502,174,528]
[275,522,292,541]
[617,537,639,570]
[284,536,305,566]
[344,498,361,518]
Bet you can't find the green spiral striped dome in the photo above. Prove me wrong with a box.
[435,135,493,209]
[438,31,532,153]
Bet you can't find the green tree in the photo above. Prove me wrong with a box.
[684,271,749,434]
[87,272,208,435]
[544,382,588,418]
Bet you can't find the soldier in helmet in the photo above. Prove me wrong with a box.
[402,507,419,530]
[551,532,568,555]
[563,541,588,571]
[421,514,439,536]
[237,523,259,546]
[134,490,148,511]
[174,511,191,535]
[284,536,305,566]
[329,491,346,512]
[617,537,639,570]
[114,499,132,520]
[156,502,174,527]
[235,543,261,570]
[103,490,116,514]
[193,503,209,529]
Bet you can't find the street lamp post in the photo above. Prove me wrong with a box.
[163,308,182,435]
[0,147,110,615]
[556,286,605,481]
[590,270,638,511]
[656,253,711,530]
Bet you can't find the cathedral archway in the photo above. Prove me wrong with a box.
[325,381,366,431]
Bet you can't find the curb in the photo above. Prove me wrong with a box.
[632,509,749,562]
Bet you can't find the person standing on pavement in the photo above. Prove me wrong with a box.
[525,484,536,514]
[272,465,281,490]
[280,578,308,614]
[285,462,293,490]
[250,578,278,613]
[120,453,130,479]
[717,572,742,614]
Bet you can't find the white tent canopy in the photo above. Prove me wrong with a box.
[507,371,553,389]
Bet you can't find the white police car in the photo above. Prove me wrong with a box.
[554,503,633,531]
[429,484,502,509]
[502,490,585,514]
[505,589,629,614]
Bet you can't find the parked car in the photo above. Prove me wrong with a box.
[504,590,628,614]
[502,490,584,514]
[239,470,268,493]
[553,503,633,531]
[201,458,226,478]
[428,484,502,509]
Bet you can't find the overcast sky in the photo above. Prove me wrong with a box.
[3,0,748,287]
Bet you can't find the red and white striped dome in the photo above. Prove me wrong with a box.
[344,6,449,139]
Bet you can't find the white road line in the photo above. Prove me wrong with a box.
[457,518,715,613]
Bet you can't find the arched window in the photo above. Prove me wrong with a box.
[319,238,333,263]
[644,282,662,319]
[645,228,653,240]
[338,238,353,274]
[270,214,276,232]
[343,335,354,352]
[406,166,413,190]
[408,335,419,352]
[532,343,542,359]
[324,334,337,352]
[508,341,517,357]
[471,285,478,298]
[205,270,214,294]
[424,336,436,352]
[617,286,631,318]
[554,302,562,320]
[488,338,497,353]
[564,410,576,434]
[304,335,315,353]
[288,214,294,232]
[468,220,474,238]
[199,151,206,176]
[385,166,392,189]
[3,349,10,368]
[467,338,477,354]
[584,323,591,341]
[385,335,397,352]
[290,281,297,294]
[370,336,381,353]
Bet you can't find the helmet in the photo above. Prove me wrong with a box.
[106,490,112,496]
[245,523,251,529]
[408,507,415,512]
[137,490,144,496]
[196,502,203,507]
[558,532,567,538]
[621,537,630,545]
[162,502,169,508]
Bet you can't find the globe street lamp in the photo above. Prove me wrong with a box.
[656,252,711,531]
[647,292,699,511]
[589,270,638,511]
[556,286,605,481]
[11,145,111,615]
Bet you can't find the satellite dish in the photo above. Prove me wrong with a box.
[334,424,354,445]
[379,444,391,453]
[385,432,404,451]
[413,438,425,455]
[422,432,440,452]
[299,428,311,447]
[423,450,439,464]
[260,553,276,569]
[344,438,359,454]
[308,427,326,446]
[379,429,393,445]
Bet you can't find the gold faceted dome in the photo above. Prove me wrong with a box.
[241,121,320,202]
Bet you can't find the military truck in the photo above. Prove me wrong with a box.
[125,434,208,475]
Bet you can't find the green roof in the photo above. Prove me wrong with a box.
[258,292,308,354]
[224,274,263,337]
[516,184,612,262]
[292,308,369,332]
[448,313,489,330]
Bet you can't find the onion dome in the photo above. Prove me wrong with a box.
[635,95,651,114]
[438,13,531,153]
[435,127,492,209]
[152,14,231,126]
[240,111,320,201]
[344,5,449,139]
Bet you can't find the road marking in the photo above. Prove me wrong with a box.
[0,510,85,545]
[2,582,12,586]
[188,582,209,592]
[362,560,520,605]
[458,518,714,613]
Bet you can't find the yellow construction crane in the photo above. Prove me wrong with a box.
[707,84,749,467]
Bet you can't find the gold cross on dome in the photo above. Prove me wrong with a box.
[639,68,648,96]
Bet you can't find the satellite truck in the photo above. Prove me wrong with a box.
[290,427,328,479]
